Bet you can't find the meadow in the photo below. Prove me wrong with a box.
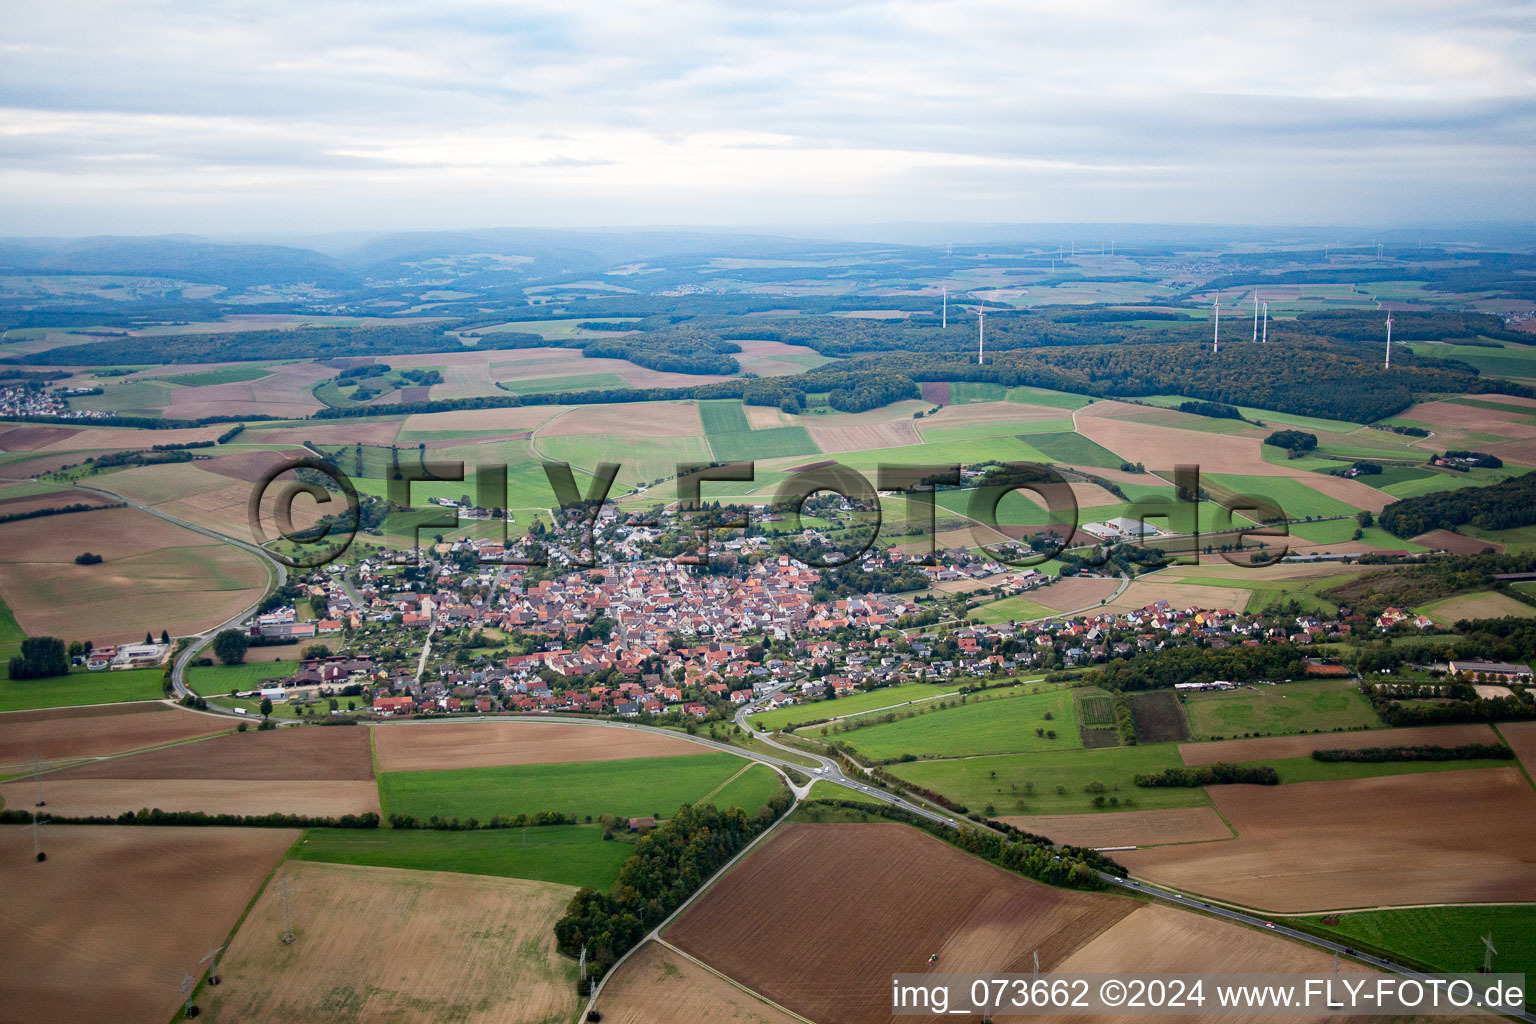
[836,686,1078,760]
[1299,906,1535,998]
[971,593,1071,623]
[292,823,632,889]
[0,668,163,712]
[755,682,956,731]
[378,750,756,822]
[1183,679,1380,740]
[890,743,1208,816]
[153,365,277,387]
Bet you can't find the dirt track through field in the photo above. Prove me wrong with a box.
[371,720,712,772]
[0,702,228,769]
[207,861,578,1024]
[1117,768,1536,911]
[0,825,298,1024]
[51,724,374,780]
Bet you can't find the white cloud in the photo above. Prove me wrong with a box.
[0,0,1532,232]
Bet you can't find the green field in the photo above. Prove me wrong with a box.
[949,382,1008,403]
[708,425,820,462]
[378,751,755,822]
[1206,474,1361,519]
[0,668,164,712]
[188,660,303,693]
[1252,753,1519,784]
[892,743,1207,815]
[292,824,632,889]
[1007,386,1092,410]
[1183,679,1380,740]
[839,686,1078,760]
[1028,431,1131,470]
[971,594,1060,623]
[154,365,275,387]
[754,681,957,731]
[1077,691,1116,728]
[698,762,786,814]
[1300,906,1535,1007]
[698,399,752,434]
[499,372,629,394]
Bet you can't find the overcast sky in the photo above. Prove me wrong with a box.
[2,0,1534,235]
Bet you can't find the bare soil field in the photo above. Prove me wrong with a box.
[920,381,950,404]
[1075,403,1275,475]
[1029,576,1120,612]
[742,403,794,429]
[1127,690,1189,743]
[1179,723,1499,766]
[599,941,803,1024]
[92,461,232,504]
[0,424,81,450]
[401,406,562,434]
[1,777,380,817]
[0,506,268,641]
[372,720,712,772]
[1100,579,1251,615]
[53,724,373,780]
[206,861,577,1024]
[1400,400,1536,439]
[0,825,298,1024]
[1497,721,1536,778]
[38,425,228,450]
[1000,807,1233,848]
[666,822,1136,1024]
[0,702,228,769]
[1297,473,1394,512]
[1411,528,1503,554]
[242,420,403,446]
[166,380,319,420]
[198,448,310,483]
[1117,768,1536,911]
[921,401,1067,427]
[539,401,705,437]
[805,419,920,453]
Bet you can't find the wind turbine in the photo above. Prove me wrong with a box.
[942,286,947,329]
[1384,312,1394,370]
[977,307,986,365]
[1252,293,1260,343]
[1262,301,1268,343]
[1481,932,1497,974]
[1212,295,1221,353]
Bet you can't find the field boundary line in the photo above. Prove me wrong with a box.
[1491,723,1536,792]
[653,937,817,1024]
[694,761,754,805]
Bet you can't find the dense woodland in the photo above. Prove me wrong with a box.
[1378,470,1536,536]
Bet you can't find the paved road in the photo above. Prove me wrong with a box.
[70,484,289,700]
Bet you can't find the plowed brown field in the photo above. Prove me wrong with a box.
[0,702,228,769]
[206,861,576,1024]
[666,822,1136,1024]
[372,720,713,772]
[1499,721,1536,777]
[1117,768,1536,911]
[0,777,380,818]
[0,825,297,1024]
[999,807,1233,848]
[1179,723,1499,765]
[51,724,373,780]
[600,941,804,1024]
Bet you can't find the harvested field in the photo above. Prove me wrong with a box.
[37,425,227,450]
[1297,473,1394,512]
[52,724,373,780]
[0,702,227,769]
[1,777,380,818]
[666,822,1136,1024]
[999,807,1233,848]
[539,400,704,437]
[743,404,794,429]
[1179,723,1499,765]
[600,941,803,1024]
[1412,528,1503,554]
[1401,399,1536,438]
[242,420,403,447]
[0,825,298,1024]
[0,424,81,450]
[372,720,712,772]
[1075,403,1273,475]
[206,861,577,1024]
[805,419,920,453]
[1031,576,1119,612]
[91,461,231,504]
[1117,768,1536,911]
[1498,721,1536,777]
[920,381,950,404]
[0,487,117,516]
[1100,579,1252,616]
[0,506,268,642]
[1427,590,1535,622]
[920,401,1067,427]
[198,448,310,483]
[1127,690,1189,743]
